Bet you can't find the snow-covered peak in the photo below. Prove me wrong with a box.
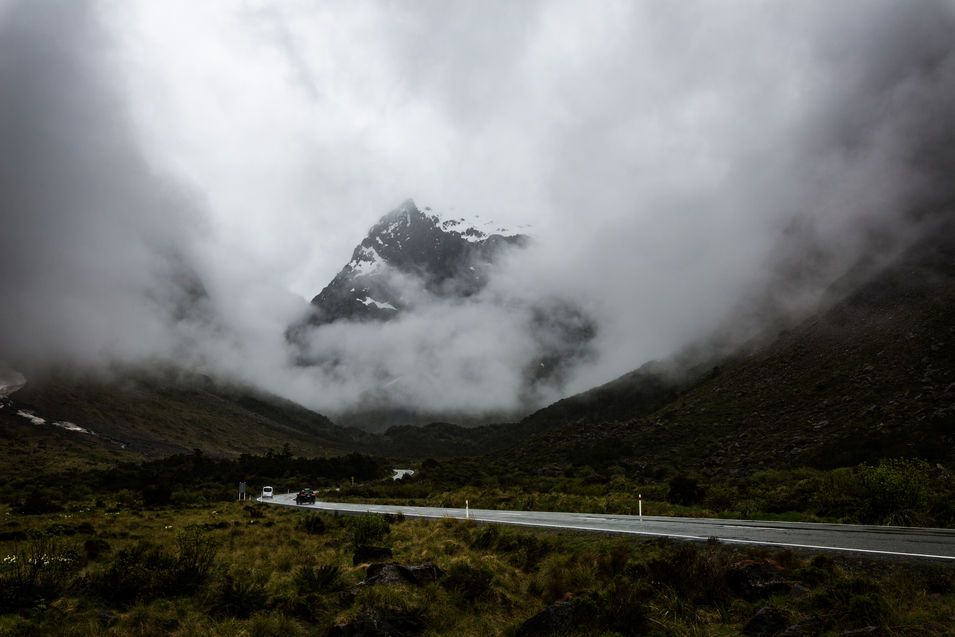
[304,199,530,327]
[371,199,522,245]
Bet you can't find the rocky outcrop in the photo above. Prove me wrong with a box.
[361,561,444,587]
[727,560,793,600]
[328,608,426,637]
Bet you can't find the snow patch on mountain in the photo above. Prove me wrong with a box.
[359,297,397,311]
[348,245,385,277]
[53,420,92,434]
[17,409,45,425]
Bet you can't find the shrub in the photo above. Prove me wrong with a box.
[174,527,219,591]
[0,535,82,612]
[813,576,893,629]
[301,514,326,535]
[93,542,177,605]
[857,459,931,525]
[646,543,733,607]
[294,560,342,595]
[142,483,173,507]
[210,571,268,618]
[92,528,217,605]
[83,538,111,560]
[346,515,390,547]
[667,475,702,506]
[704,484,737,512]
[441,561,494,603]
[15,489,64,515]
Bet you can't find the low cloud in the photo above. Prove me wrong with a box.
[2,1,955,419]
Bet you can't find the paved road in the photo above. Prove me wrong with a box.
[259,493,955,561]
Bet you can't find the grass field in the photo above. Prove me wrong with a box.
[1,496,954,636]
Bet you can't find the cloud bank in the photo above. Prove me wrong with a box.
[1,0,954,419]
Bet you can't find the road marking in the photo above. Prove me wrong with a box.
[261,500,955,561]
[473,519,955,561]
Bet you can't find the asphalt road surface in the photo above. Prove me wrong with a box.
[259,493,955,561]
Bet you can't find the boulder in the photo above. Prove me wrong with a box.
[778,618,824,637]
[515,596,600,637]
[727,560,792,600]
[363,561,444,587]
[328,609,426,637]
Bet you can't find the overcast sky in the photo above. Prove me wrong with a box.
[2,0,954,416]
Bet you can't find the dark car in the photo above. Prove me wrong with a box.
[295,488,316,505]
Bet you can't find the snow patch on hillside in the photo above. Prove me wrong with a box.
[17,410,45,425]
[359,297,397,311]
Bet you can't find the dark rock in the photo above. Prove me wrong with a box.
[353,545,393,565]
[363,561,444,586]
[328,608,426,637]
[161,619,180,632]
[404,562,444,584]
[515,597,598,637]
[727,560,792,600]
[744,606,791,636]
[778,618,824,637]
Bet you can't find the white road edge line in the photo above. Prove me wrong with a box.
[264,500,955,561]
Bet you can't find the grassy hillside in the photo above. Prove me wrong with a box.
[499,218,955,476]
[6,371,376,459]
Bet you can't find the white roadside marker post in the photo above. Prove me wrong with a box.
[466,499,469,520]
[639,494,643,521]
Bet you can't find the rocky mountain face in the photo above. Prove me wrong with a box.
[299,199,528,327]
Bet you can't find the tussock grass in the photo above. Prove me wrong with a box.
[0,500,953,635]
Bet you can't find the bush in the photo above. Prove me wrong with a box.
[174,527,219,591]
[857,459,930,525]
[15,489,64,515]
[0,535,82,612]
[210,571,268,618]
[646,543,733,607]
[472,526,553,570]
[346,515,390,547]
[667,475,702,506]
[83,538,111,560]
[92,528,217,606]
[442,561,494,603]
[302,514,326,535]
[142,483,173,507]
[294,560,342,595]
[704,484,737,512]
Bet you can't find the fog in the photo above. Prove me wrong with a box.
[1,0,954,418]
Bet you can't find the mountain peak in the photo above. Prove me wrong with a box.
[299,200,529,327]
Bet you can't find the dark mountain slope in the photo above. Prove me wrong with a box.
[5,371,377,458]
[502,218,955,475]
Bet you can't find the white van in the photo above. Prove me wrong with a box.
[261,486,273,499]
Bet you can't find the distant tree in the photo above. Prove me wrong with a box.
[667,475,702,506]
[142,483,173,507]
